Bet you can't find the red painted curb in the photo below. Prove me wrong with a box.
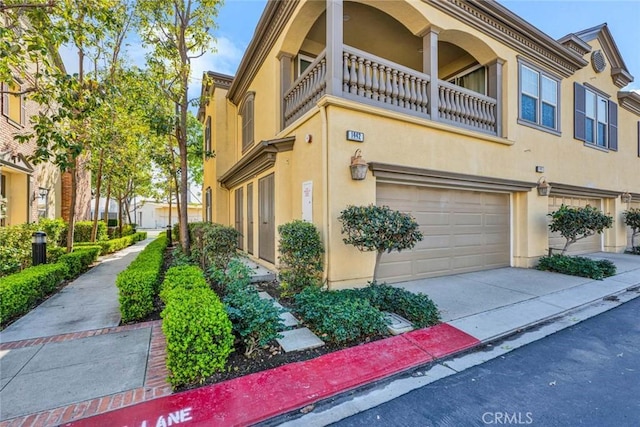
[64,323,479,427]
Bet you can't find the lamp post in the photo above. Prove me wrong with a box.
[32,231,47,266]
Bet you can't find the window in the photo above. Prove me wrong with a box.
[205,116,212,155]
[447,65,486,95]
[37,188,48,219]
[205,187,212,222]
[518,62,560,132]
[574,83,618,151]
[297,54,315,77]
[2,80,25,125]
[241,92,255,152]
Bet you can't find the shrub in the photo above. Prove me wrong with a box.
[537,254,617,280]
[76,232,147,255]
[58,246,101,278]
[339,205,423,277]
[548,205,613,254]
[278,220,324,296]
[161,287,234,388]
[159,265,209,303]
[294,287,386,344]
[0,222,38,275]
[116,235,167,323]
[623,208,640,250]
[356,282,440,328]
[190,222,239,270]
[0,263,69,325]
[208,260,283,357]
[38,218,67,247]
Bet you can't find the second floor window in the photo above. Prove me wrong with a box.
[205,116,212,154]
[574,83,618,151]
[519,62,559,132]
[241,92,255,152]
[205,187,212,223]
[2,80,25,125]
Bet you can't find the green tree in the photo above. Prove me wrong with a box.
[136,0,222,254]
[338,205,423,279]
[548,204,613,254]
[623,208,640,249]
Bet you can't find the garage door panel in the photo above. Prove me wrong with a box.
[377,184,510,282]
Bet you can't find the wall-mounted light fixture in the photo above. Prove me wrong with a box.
[537,177,551,196]
[621,192,632,203]
[350,149,368,181]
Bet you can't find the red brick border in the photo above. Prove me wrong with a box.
[0,321,171,427]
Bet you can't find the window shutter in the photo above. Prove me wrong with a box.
[205,116,211,153]
[637,121,640,157]
[1,83,7,116]
[574,82,585,141]
[608,100,617,151]
[21,95,26,125]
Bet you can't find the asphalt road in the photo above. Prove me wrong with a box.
[332,297,640,427]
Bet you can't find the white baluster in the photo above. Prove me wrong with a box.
[343,52,350,92]
[364,60,372,99]
[371,62,380,101]
[409,77,417,111]
[349,54,358,94]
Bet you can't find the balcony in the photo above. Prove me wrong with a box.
[280,0,503,137]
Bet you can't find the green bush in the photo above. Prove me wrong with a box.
[189,222,239,270]
[623,208,640,250]
[58,247,100,278]
[537,254,617,280]
[339,205,423,277]
[116,235,167,323]
[278,220,324,296]
[76,232,147,255]
[161,286,234,388]
[0,263,69,325]
[355,283,440,328]
[0,222,38,275]
[38,218,67,247]
[294,287,386,344]
[210,260,283,357]
[548,205,613,254]
[159,265,209,303]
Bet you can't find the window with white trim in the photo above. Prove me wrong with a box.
[2,80,26,125]
[574,83,618,151]
[518,62,559,131]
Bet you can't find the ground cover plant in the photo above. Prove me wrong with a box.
[537,254,616,280]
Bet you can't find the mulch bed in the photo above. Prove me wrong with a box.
[131,247,389,392]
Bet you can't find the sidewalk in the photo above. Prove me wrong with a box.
[1,251,639,426]
[0,236,172,424]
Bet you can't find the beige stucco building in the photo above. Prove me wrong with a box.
[200,0,640,289]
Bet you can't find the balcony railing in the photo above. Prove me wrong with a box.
[342,45,430,116]
[437,80,497,133]
[284,50,327,127]
[282,46,498,135]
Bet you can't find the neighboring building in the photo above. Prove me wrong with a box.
[134,200,203,229]
[1,22,91,227]
[200,0,640,289]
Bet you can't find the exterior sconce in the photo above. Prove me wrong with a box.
[350,149,368,181]
[621,192,632,203]
[537,177,551,196]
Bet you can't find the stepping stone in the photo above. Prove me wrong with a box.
[383,312,414,335]
[277,328,324,352]
[258,291,274,301]
[280,312,299,328]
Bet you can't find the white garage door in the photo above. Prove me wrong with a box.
[376,183,511,283]
[627,202,640,250]
[548,195,602,255]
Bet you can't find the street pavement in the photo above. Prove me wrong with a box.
[330,296,640,427]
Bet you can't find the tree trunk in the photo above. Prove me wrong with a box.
[373,251,383,282]
[104,179,111,225]
[118,194,123,237]
[65,159,78,253]
[91,149,104,242]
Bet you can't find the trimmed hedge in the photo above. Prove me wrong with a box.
[59,247,101,279]
[116,235,168,323]
[159,265,210,303]
[537,254,616,280]
[0,263,69,325]
[75,232,147,255]
[160,265,234,388]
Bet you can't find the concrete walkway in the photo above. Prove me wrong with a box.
[0,236,171,423]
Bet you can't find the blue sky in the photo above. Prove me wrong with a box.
[208,0,639,91]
